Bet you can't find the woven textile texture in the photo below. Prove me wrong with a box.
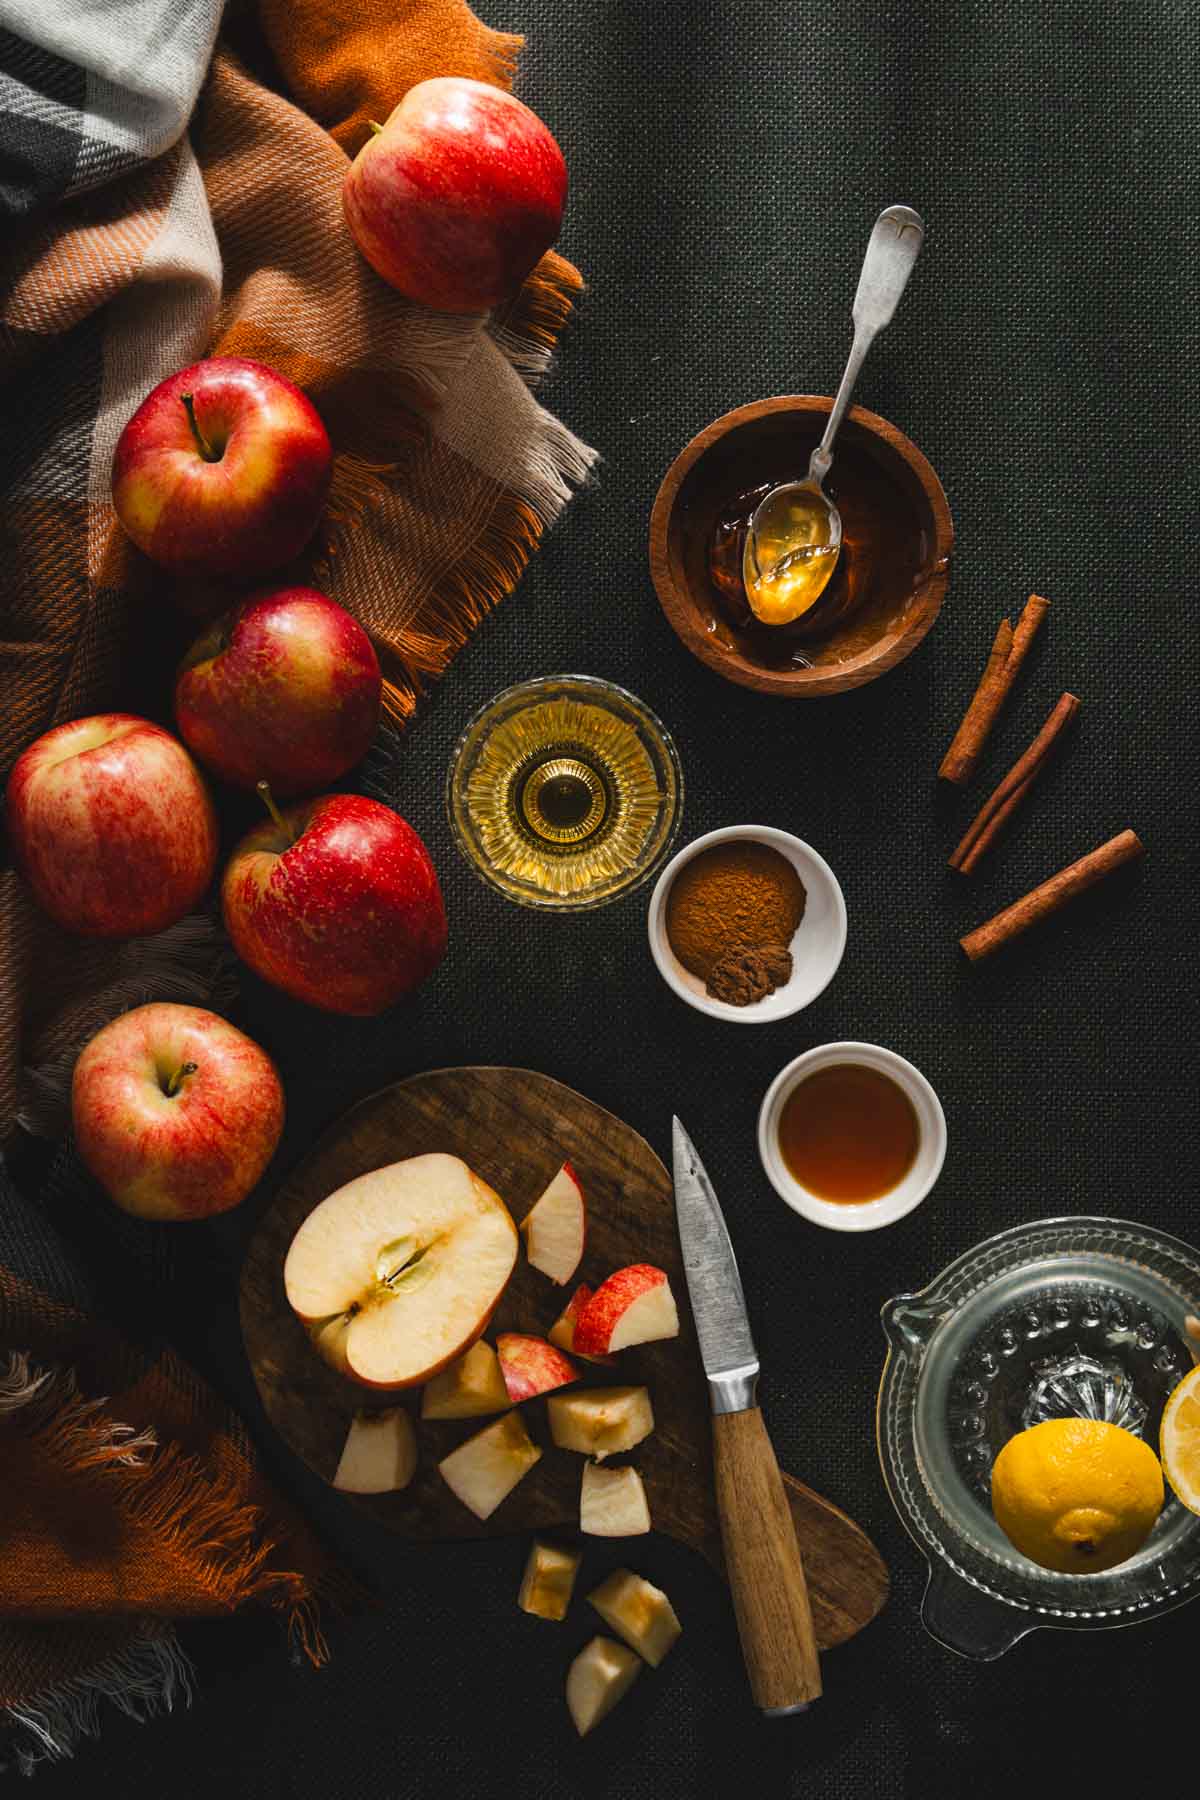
[9,0,1200,1793]
[0,0,595,1139]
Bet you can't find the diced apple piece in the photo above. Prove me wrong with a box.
[332,1408,417,1494]
[517,1539,582,1621]
[521,1162,586,1284]
[573,1265,679,1356]
[548,1285,616,1366]
[421,1339,510,1420]
[547,1386,654,1460]
[496,1332,579,1403]
[588,1568,681,1666]
[566,1636,642,1736]
[580,1461,651,1536]
[438,1411,541,1520]
[284,1154,518,1389]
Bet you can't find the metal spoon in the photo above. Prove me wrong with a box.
[743,204,925,625]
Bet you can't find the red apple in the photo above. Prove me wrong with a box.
[175,586,382,797]
[111,356,332,580]
[5,714,217,938]
[573,1265,679,1356]
[496,1333,579,1403]
[221,790,446,1014]
[343,78,567,313]
[71,1003,284,1221]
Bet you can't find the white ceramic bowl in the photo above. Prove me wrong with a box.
[646,825,847,1023]
[758,1041,947,1231]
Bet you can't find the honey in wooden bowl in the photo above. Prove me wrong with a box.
[777,1063,918,1204]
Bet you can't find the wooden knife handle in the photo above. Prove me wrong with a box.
[711,1405,823,1713]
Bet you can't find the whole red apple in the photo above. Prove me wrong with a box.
[221,791,447,1014]
[5,714,218,938]
[72,1003,285,1221]
[111,357,332,580]
[343,77,567,313]
[175,586,382,797]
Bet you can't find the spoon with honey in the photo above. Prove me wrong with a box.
[743,204,925,626]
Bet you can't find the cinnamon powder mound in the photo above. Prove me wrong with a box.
[665,842,806,980]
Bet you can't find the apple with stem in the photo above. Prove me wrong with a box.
[5,714,217,938]
[175,586,382,797]
[222,784,446,1014]
[111,357,332,580]
[71,1003,284,1220]
[343,78,567,313]
[284,1155,517,1388]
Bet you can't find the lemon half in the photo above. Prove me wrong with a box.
[991,1418,1164,1574]
[1160,1363,1200,1516]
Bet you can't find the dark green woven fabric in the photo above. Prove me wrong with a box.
[14,0,1200,1792]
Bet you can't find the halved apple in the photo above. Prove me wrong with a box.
[573,1265,679,1356]
[588,1568,681,1666]
[580,1461,651,1536]
[284,1154,517,1388]
[566,1636,641,1736]
[496,1333,579,1403]
[421,1339,510,1420]
[438,1411,541,1520]
[521,1162,585,1284]
[547,1386,654,1460]
[332,1407,417,1494]
[548,1285,616,1366]
[517,1539,582,1621]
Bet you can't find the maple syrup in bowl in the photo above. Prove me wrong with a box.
[758,1042,946,1232]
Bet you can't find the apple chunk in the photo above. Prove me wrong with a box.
[438,1412,541,1521]
[517,1539,582,1621]
[573,1265,679,1356]
[333,1408,417,1494]
[548,1285,616,1366]
[284,1154,517,1388]
[566,1637,641,1737]
[521,1162,585,1284]
[588,1569,681,1667]
[421,1339,509,1420]
[547,1387,654,1460]
[496,1333,578,1403]
[580,1461,651,1537]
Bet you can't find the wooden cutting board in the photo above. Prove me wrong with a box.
[240,1066,888,1650]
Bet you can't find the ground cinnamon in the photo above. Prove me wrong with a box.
[939,595,1050,785]
[949,692,1080,873]
[959,829,1144,961]
[665,841,806,983]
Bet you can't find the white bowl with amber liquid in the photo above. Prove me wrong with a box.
[758,1041,946,1231]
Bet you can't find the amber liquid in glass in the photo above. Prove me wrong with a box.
[778,1064,919,1203]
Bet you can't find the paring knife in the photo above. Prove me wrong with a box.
[672,1116,822,1714]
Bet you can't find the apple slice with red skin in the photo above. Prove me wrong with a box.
[175,587,382,798]
[222,788,446,1015]
[333,1408,417,1494]
[284,1154,517,1388]
[111,357,331,581]
[520,1161,585,1285]
[548,1285,617,1367]
[573,1265,679,1356]
[496,1333,579,1404]
[438,1411,542,1521]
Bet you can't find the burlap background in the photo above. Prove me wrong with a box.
[14,0,1198,1792]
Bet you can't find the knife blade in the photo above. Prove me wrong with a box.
[672,1115,822,1714]
[672,1116,759,1413]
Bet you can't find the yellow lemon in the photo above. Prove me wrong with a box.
[1160,1363,1200,1516]
[991,1418,1163,1574]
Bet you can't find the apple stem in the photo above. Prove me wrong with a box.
[181,392,220,462]
[165,1061,198,1097]
[367,118,384,135]
[256,780,292,838]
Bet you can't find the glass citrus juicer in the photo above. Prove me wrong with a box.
[878,1216,1200,1658]
[446,675,682,910]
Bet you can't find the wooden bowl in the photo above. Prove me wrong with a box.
[649,396,953,697]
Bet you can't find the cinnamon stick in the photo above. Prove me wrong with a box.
[939,595,1050,785]
[949,692,1080,873]
[960,829,1144,962]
